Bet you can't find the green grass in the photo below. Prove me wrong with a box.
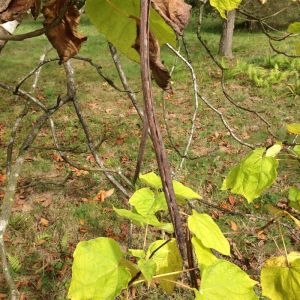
[0,12,299,299]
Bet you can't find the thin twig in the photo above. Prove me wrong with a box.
[167,43,200,169]
[108,42,144,120]
[133,116,149,184]
[64,61,132,196]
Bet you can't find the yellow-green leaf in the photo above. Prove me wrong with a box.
[192,237,218,273]
[286,123,300,135]
[198,260,258,300]
[288,187,300,211]
[139,172,162,189]
[129,188,167,215]
[222,148,278,203]
[261,252,300,300]
[85,0,176,62]
[210,0,242,18]
[188,210,230,256]
[265,143,282,157]
[146,239,183,294]
[68,238,131,300]
[288,22,300,34]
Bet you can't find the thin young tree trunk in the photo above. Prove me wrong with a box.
[219,9,236,59]
[139,0,186,259]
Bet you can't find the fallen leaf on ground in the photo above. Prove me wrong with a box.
[70,166,89,177]
[39,217,49,227]
[94,188,115,202]
[228,195,236,206]
[52,153,64,162]
[0,173,6,184]
[230,220,238,231]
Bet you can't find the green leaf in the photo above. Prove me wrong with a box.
[288,22,300,34]
[113,207,173,233]
[188,210,230,256]
[192,237,218,273]
[129,188,166,215]
[138,259,157,283]
[68,238,131,300]
[286,123,300,135]
[85,0,176,62]
[288,187,300,211]
[265,143,282,157]
[172,180,202,205]
[293,145,300,156]
[146,239,183,294]
[198,260,258,300]
[261,252,300,300]
[210,0,242,18]
[139,172,162,189]
[222,148,278,203]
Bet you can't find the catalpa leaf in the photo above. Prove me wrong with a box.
[293,145,300,156]
[188,210,230,256]
[192,237,218,273]
[68,238,131,300]
[286,123,300,135]
[198,260,258,300]
[146,239,183,294]
[210,0,242,19]
[129,188,166,215]
[113,207,173,232]
[85,0,175,62]
[173,180,202,205]
[265,143,282,157]
[288,187,300,211]
[261,252,300,300]
[288,22,300,34]
[137,258,157,283]
[139,172,162,189]
[222,148,278,203]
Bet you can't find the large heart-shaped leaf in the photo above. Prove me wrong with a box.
[261,252,300,300]
[68,237,131,300]
[210,0,242,18]
[188,210,230,256]
[222,148,278,203]
[198,260,258,300]
[85,0,176,62]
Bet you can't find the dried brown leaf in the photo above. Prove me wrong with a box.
[230,220,238,231]
[94,188,115,202]
[152,0,191,34]
[39,217,49,227]
[0,0,38,23]
[42,0,87,63]
[133,23,172,92]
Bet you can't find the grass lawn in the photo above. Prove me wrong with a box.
[0,12,299,299]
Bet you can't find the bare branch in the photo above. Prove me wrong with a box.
[108,42,144,120]
[167,43,200,169]
[63,61,132,196]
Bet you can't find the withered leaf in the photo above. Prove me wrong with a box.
[152,0,191,34]
[42,0,87,64]
[0,0,37,23]
[133,22,172,92]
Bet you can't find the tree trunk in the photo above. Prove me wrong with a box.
[219,9,236,59]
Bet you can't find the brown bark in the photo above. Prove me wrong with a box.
[219,9,236,59]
